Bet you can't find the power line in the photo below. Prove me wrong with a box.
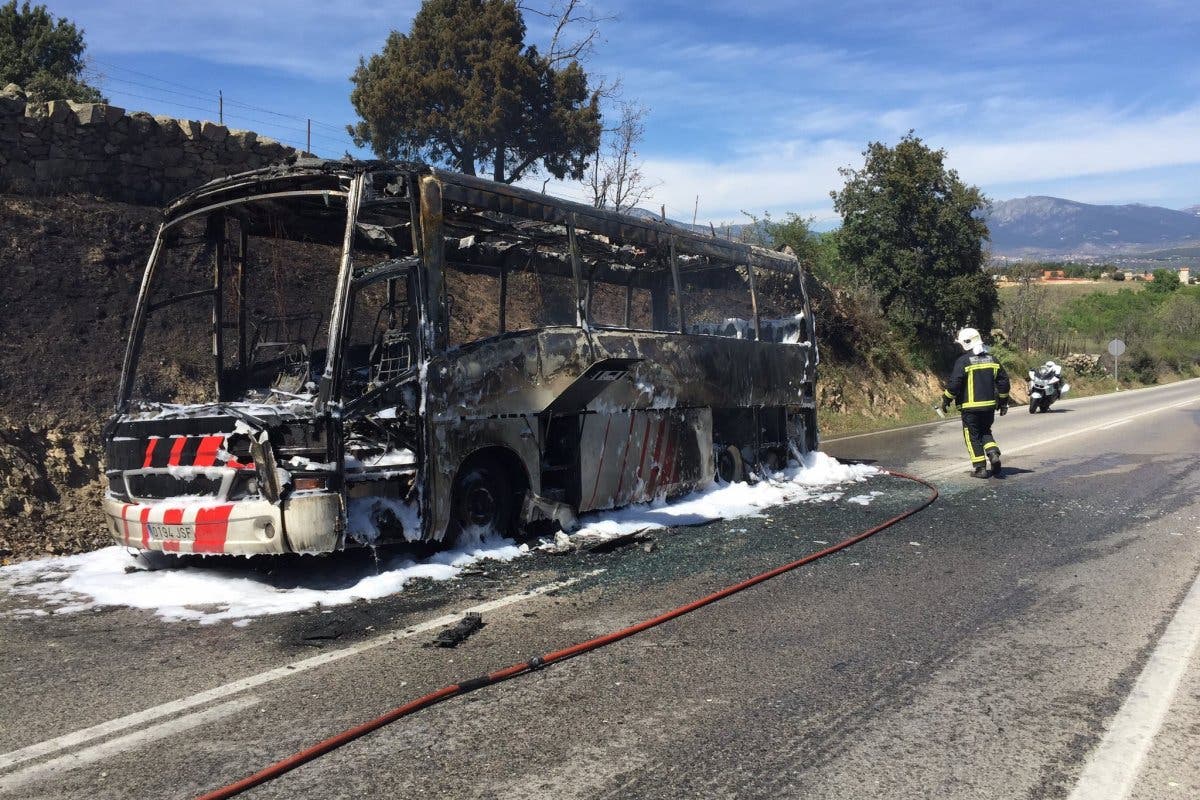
[92,89,305,150]
[93,85,358,152]
[85,70,217,106]
[89,57,218,97]
[88,57,354,139]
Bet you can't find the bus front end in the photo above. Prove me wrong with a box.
[102,162,422,556]
[102,409,342,555]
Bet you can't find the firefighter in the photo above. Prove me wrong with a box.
[941,328,1010,478]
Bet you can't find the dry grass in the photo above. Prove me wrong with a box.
[998,279,1144,318]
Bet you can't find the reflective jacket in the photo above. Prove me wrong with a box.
[944,351,1010,410]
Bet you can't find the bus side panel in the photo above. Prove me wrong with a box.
[588,331,815,410]
[577,408,712,513]
[428,328,816,420]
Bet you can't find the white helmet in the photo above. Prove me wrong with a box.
[955,327,984,353]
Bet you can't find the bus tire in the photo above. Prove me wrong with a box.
[450,459,516,540]
[716,444,745,484]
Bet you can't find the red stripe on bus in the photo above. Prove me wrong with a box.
[121,503,133,546]
[194,505,234,553]
[168,436,187,467]
[160,508,185,552]
[613,413,638,500]
[586,416,613,510]
[142,439,158,469]
[194,436,224,468]
[645,418,668,497]
[139,506,152,548]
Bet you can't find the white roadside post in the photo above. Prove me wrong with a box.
[1108,338,1126,390]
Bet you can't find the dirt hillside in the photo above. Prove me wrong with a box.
[0,195,159,559]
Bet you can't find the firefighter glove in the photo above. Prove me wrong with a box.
[999,402,1008,416]
[940,398,950,413]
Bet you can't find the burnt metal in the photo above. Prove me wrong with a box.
[432,612,485,648]
[103,159,819,555]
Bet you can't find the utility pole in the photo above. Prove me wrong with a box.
[306,119,311,155]
[692,195,699,226]
[218,90,223,124]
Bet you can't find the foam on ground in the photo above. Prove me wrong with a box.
[0,452,878,625]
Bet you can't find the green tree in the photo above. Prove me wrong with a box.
[1154,289,1200,337]
[0,1,102,102]
[738,210,820,267]
[831,132,994,344]
[1145,268,1181,294]
[348,0,601,183]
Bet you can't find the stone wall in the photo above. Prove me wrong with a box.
[0,83,305,206]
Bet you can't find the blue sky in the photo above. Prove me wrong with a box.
[49,0,1200,226]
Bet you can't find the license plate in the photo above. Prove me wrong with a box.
[148,523,194,541]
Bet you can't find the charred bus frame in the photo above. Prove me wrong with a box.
[102,159,818,555]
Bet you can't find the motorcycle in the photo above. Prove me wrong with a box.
[1028,365,1069,413]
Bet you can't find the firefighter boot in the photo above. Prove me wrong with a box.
[970,464,989,478]
[986,447,1002,476]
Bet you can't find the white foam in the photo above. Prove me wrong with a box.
[0,530,521,626]
[0,452,877,625]
[564,451,876,542]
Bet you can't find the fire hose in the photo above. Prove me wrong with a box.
[196,468,938,800]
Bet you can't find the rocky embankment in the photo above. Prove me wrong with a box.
[0,83,302,205]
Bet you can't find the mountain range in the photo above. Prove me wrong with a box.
[985,196,1200,257]
[627,197,1200,261]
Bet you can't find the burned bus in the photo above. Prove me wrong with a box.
[101,159,818,555]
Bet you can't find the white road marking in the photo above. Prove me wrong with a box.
[924,395,1199,480]
[1065,566,1200,800]
[823,378,1200,444]
[823,417,947,442]
[0,696,260,794]
[0,570,602,774]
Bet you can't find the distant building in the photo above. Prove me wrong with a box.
[1042,269,1067,281]
[1179,266,1191,284]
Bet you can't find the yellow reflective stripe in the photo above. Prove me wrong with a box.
[984,441,998,450]
[963,426,983,462]
[963,363,999,407]
[943,389,954,399]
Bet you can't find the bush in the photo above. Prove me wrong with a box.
[1121,344,1159,384]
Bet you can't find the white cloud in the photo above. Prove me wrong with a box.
[59,1,414,81]
[947,106,1200,184]
[556,103,1200,225]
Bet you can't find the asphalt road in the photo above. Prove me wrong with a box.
[1,378,1198,799]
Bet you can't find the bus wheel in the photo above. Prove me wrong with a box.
[451,460,515,540]
[716,445,745,484]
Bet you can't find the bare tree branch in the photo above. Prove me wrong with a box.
[518,0,616,65]
[585,101,658,214]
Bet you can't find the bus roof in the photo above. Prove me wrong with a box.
[163,158,802,275]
